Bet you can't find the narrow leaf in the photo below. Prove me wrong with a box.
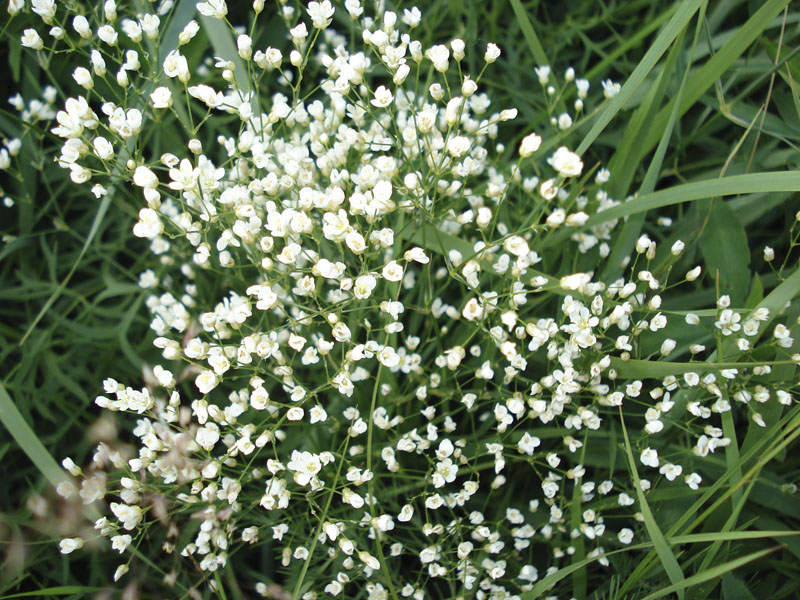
[0,382,68,489]
[699,200,751,304]
[585,172,800,226]
[639,546,780,600]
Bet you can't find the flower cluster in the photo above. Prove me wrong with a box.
[7,0,798,597]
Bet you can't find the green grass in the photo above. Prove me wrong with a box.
[1,0,800,598]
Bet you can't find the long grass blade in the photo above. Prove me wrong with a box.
[639,546,781,600]
[18,196,111,346]
[0,381,68,489]
[576,0,704,155]
[618,407,685,598]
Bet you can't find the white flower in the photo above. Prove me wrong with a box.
[197,0,227,19]
[286,407,304,421]
[398,504,414,522]
[92,137,114,161]
[403,6,421,27]
[451,38,466,60]
[539,179,564,200]
[353,274,377,299]
[371,85,393,108]
[404,247,429,264]
[287,450,322,486]
[113,564,129,582]
[237,34,252,60]
[548,146,583,177]
[426,44,450,72]
[659,463,683,481]
[289,22,308,45]
[8,0,24,16]
[309,405,327,423]
[602,79,621,98]
[504,235,529,258]
[140,14,159,39]
[559,272,591,291]
[110,502,143,530]
[21,29,44,49]
[519,133,542,157]
[150,86,172,109]
[307,0,334,29]
[163,50,190,81]
[345,230,366,254]
[685,472,702,490]
[97,25,119,46]
[59,537,84,554]
[111,534,132,553]
[535,65,550,84]
[382,261,404,282]
[378,346,400,368]
[640,447,659,468]
[31,0,56,24]
[121,19,141,42]
[132,208,163,239]
[447,135,471,158]
[195,370,219,394]
[484,43,501,63]
[178,20,199,45]
[462,297,483,321]
[133,166,159,189]
[518,433,541,455]
[462,76,477,96]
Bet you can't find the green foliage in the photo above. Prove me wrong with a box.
[1,0,799,598]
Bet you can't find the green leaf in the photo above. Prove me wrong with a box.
[586,172,800,226]
[19,195,111,346]
[699,200,751,304]
[198,16,250,93]
[508,0,549,67]
[576,0,704,156]
[745,274,764,308]
[8,39,21,83]
[0,382,100,521]
[520,530,796,599]
[0,381,68,490]
[722,574,757,600]
[639,546,780,600]
[640,0,793,155]
[618,408,685,599]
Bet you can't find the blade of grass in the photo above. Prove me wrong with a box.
[575,0,704,156]
[639,546,781,600]
[623,405,800,594]
[508,0,549,67]
[199,15,250,93]
[693,476,757,588]
[586,171,800,225]
[0,381,68,489]
[602,4,705,280]
[521,530,797,598]
[18,195,111,346]
[640,0,792,156]
[618,407,685,599]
